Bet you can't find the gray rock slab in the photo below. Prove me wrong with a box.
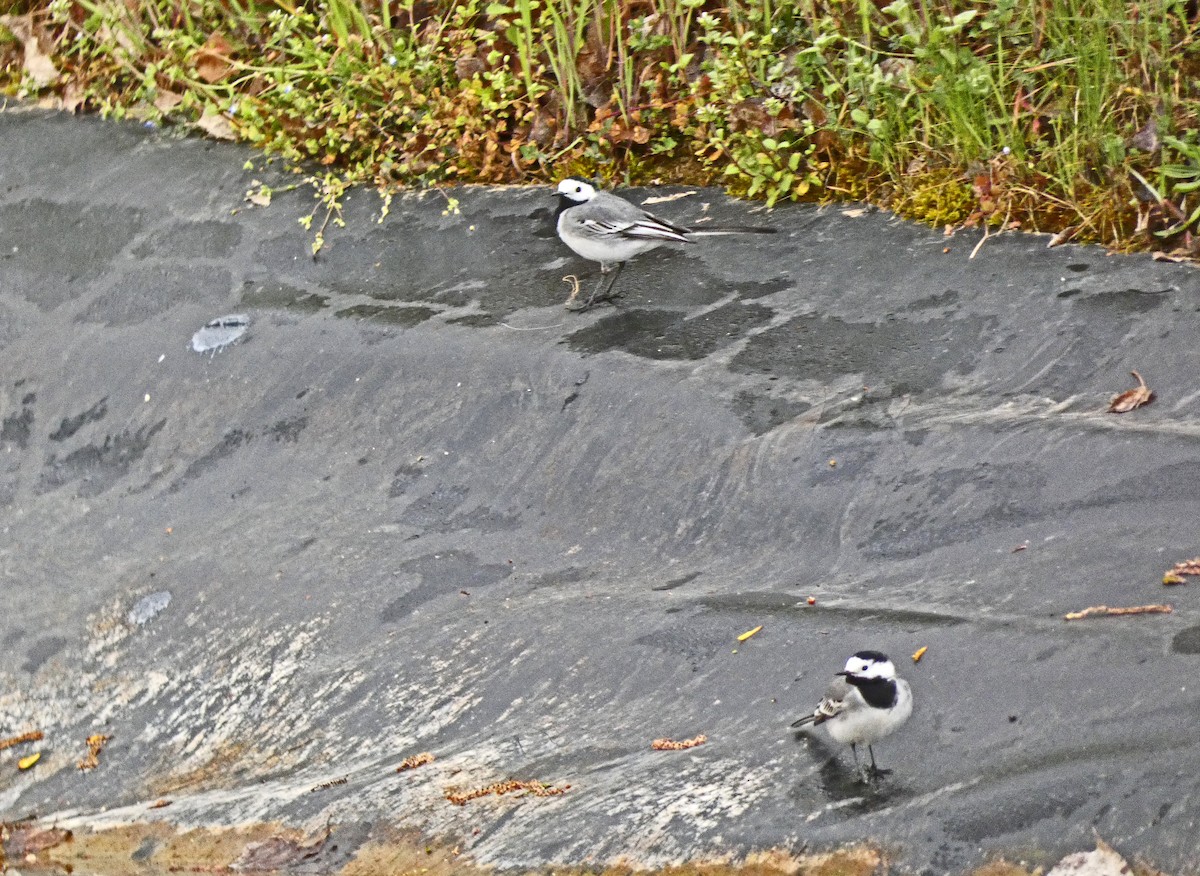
[1,108,1199,872]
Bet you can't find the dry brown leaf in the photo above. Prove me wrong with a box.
[0,13,59,87]
[245,184,272,207]
[0,730,43,751]
[651,734,707,750]
[77,733,110,771]
[1046,836,1130,876]
[196,111,237,141]
[444,778,568,806]
[61,80,86,114]
[2,825,72,856]
[1107,370,1155,413]
[147,799,173,809]
[395,751,434,772]
[153,90,184,114]
[1063,604,1172,621]
[1163,573,1186,586]
[194,32,234,84]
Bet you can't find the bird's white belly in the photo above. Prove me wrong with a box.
[559,227,671,267]
[826,696,912,745]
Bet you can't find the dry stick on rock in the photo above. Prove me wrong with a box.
[396,752,435,772]
[444,779,568,806]
[0,731,43,752]
[1063,604,1173,621]
[651,734,707,751]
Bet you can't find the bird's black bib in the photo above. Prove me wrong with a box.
[848,676,898,709]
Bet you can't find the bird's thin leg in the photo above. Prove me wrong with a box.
[587,262,624,307]
[849,743,863,778]
[567,263,624,312]
[867,745,892,778]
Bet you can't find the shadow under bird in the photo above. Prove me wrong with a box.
[791,650,913,781]
[554,178,776,311]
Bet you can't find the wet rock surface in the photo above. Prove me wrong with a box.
[0,109,1199,872]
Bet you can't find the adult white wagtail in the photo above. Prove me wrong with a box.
[554,178,775,311]
[791,650,913,780]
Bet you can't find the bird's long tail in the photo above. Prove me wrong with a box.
[689,226,776,236]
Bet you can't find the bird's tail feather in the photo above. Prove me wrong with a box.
[689,226,776,236]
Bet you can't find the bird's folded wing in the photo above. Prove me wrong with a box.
[812,694,848,721]
[581,217,689,243]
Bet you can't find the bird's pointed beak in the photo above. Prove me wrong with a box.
[835,670,849,677]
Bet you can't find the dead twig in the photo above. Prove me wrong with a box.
[651,734,707,751]
[0,731,43,752]
[395,752,435,773]
[1063,604,1172,621]
[444,779,568,806]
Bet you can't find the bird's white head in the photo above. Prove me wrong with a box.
[841,650,896,680]
[556,178,597,203]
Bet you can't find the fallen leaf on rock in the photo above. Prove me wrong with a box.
[1163,573,1186,586]
[737,625,763,642]
[0,730,43,752]
[2,826,72,856]
[77,734,110,771]
[396,752,434,772]
[444,779,568,806]
[0,14,59,87]
[1107,370,1155,413]
[651,734,707,751]
[17,753,40,770]
[1064,604,1172,621]
[911,646,928,663]
[147,799,172,810]
[196,111,237,141]
[1046,836,1130,876]
[245,183,272,207]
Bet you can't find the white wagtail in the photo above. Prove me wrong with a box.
[554,178,775,311]
[791,650,913,780]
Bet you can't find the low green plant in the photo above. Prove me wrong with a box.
[2,0,1197,253]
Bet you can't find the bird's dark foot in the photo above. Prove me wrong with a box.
[564,289,623,312]
[867,765,892,778]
